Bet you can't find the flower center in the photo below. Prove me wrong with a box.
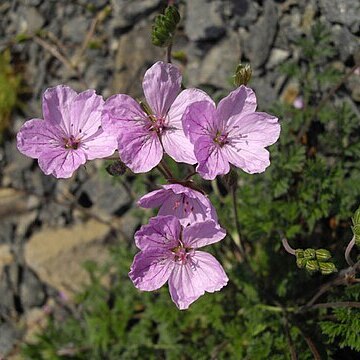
[64,135,81,150]
[172,245,193,264]
[148,115,166,134]
[213,130,229,147]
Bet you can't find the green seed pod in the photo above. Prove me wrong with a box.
[315,249,332,262]
[233,63,252,86]
[319,262,337,275]
[305,259,319,272]
[304,248,316,260]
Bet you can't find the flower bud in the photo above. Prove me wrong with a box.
[295,249,304,258]
[152,6,180,47]
[352,223,360,248]
[233,63,252,87]
[319,262,337,275]
[106,160,127,176]
[352,206,360,226]
[305,259,319,272]
[296,257,307,269]
[315,249,332,262]
[304,248,316,260]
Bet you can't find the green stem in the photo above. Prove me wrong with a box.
[231,184,246,257]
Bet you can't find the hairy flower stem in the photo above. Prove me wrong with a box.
[345,236,355,266]
[156,163,171,180]
[281,237,296,256]
[166,42,172,63]
[160,159,174,179]
[231,184,246,258]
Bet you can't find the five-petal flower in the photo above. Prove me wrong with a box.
[182,85,281,180]
[138,183,218,226]
[17,85,117,178]
[102,61,212,173]
[129,215,228,310]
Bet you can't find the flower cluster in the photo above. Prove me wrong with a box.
[17,61,280,309]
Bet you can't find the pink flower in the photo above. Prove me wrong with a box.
[138,183,218,226]
[293,96,304,109]
[129,215,228,310]
[102,61,212,173]
[17,85,117,178]
[182,85,281,180]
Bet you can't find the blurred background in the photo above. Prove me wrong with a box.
[0,0,359,358]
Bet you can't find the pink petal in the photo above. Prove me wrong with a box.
[137,189,171,208]
[142,61,181,117]
[182,101,217,143]
[138,184,218,226]
[38,148,86,178]
[227,112,280,147]
[17,118,62,159]
[118,126,163,173]
[223,144,271,174]
[134,215,180,251]
[183,220,226,249]
[102,94,147,133]
[69,89,104,137]
[42,85,78,136]
[81,127,117,160]
[216,85,257,125]
[194,136,230,180]
[168,251,228,310]
[129,250,174,291]
[168,88,214,126]
[161,128,197,164]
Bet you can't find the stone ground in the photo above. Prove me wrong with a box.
[0,0,359,357]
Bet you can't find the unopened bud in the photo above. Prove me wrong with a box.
[352,224,360,248]
[305,259,319,272]
[319,262,337,275]
[106,160,127,176]
[304,248,316,260]
[315,249,331,262]
[296,257,307,269]
[295,249,304,258]
[152,6,180,47]
[352,206,360,226]
[233,63,252,87]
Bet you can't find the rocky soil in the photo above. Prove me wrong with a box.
[0,0,359,357]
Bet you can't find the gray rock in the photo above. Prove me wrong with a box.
[319,0,360,33]
[20,0,43,6]
[62,16,89,43]
[196,31,241,89]
[25,6,45,32]
[228,0,259,28]
[333,25,359,62]
[0,322,22,357]
[185,0,226,41]
[80,175,131,215]
[78,0,108,9]
[20,267,46,309]
[112,20,163,97]
[266,48,290,69]
[250,76,278,110]
[245,0,278,69]
[111,0,162,31]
